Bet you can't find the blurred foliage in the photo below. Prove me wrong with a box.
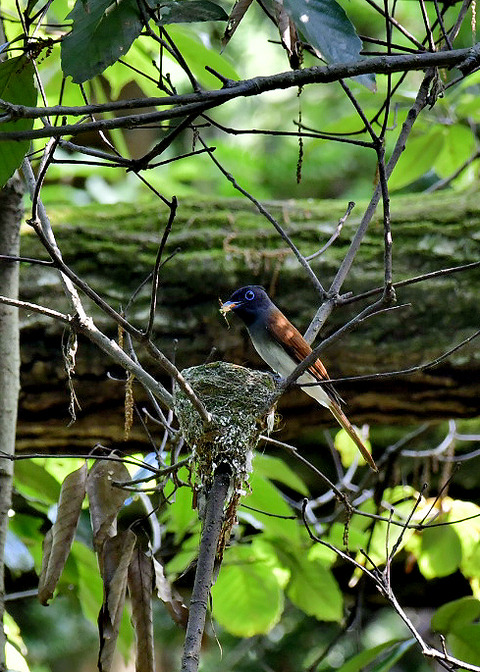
[1,0,480,669]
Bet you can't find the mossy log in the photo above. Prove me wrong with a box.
[16,191,480,452]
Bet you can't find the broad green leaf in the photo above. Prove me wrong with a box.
[0,56,37,188]
[163,484,199,544]
[61,0,143,83]
[165,531,200,577]
[253,452,309,496]
[431,596,480,632]
[335,428,372,468]
[434,125,476,179]
[14,460,61,505]
[103,40,167,98]
[283,552,343,621]
[211,544,284,636]
[155,0,228,24]
[418,524,462,579]
[244,472,302,542]
[388,128,445,191]
[337,638,408,672]
[324,521,367,553]
[447,626,480,666]
[432,598,480,666]
[282,0,375,90]
[167,26,239,88]
[370,639,416,672]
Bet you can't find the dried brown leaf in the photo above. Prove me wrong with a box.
[221,0,254,49]
[87,459,130,553]
[128,549,155,672]
[38,462,88,605]
[98,529,137,672]
[153,556,188,627]
[273,0,301,69]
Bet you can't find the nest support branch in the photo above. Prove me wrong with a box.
[175,362,276,672]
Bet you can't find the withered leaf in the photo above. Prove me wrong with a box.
[128,548,155,672]
[87,459,130,553]
[98,529,137,672]
[221,0,254,49]
[153,556,188,627]
[273,0,301,69]
[38,462,88,605]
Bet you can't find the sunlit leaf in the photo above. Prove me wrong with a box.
[0,55,37,188]
[418,524,462,579]
[38,463,88,604]
[61,0,143,83]
[14,460,61,505]
[243,472,302,542]
[388,128,445,190]
[167,25,239,88]
[211,544,284,636]
[282,0,375,89]
[253,452,309,495]
[283,552,343,621]
[432,598,480,666]
[335,427,371,467]
[434,125,476,179]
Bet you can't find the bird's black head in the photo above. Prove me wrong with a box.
[220,285,273,326]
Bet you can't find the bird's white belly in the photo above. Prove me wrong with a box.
[251,336,331,408]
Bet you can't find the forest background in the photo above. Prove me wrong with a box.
[1,0,480,670]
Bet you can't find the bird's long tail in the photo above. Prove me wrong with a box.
[327,401,378,472]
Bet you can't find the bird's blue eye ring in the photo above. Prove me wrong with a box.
[245,290,255,301]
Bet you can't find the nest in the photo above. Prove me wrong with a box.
[174,362,276,496]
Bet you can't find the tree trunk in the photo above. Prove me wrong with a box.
[0,175,23,669]
[16,190,480,451]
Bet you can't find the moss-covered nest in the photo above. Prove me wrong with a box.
[174,362,276,493]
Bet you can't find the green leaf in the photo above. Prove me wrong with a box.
[434,125,476,179]
[154,0,228,24]
[388,128,445,191]
[14,460,61,505]
[166,26,239,88]
[211,544,284,636]
[370,639,416,672]
[0,56,37,188]
[243,472,303,542]
[253,452,309,496]
[165,531,200,577]
[163,482,199,543]
[418,524,462,579]
[432,598,480,666]
[282,0,375,90]
[337,639,410,672]
[335,428,372,468]
[447,626,480,666]
[431,596,480,632]
[61,0,143,83]
[283,552,343,621]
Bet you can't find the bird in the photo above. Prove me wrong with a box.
[220,285,377,471]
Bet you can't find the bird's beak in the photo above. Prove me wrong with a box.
[219,300,237,314]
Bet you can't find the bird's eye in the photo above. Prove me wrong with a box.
[245,290,255,301]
